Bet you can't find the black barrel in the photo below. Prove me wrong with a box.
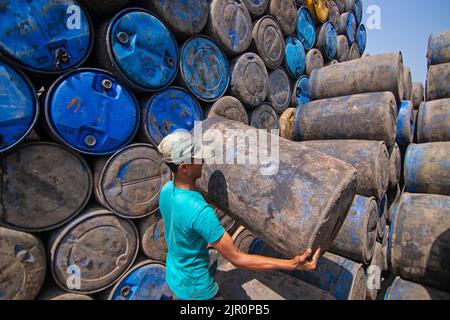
[137,212,168,263]
[305,49,325,76]
[426,63,450,101]
[267,68,292,113]
[0,142,92,232]
[417,99,450,143]
[249,103,280,130]
[251,16,285,70]
[204,96,249,124]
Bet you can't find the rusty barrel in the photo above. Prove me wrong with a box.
[348,43,361,60]
[315,22,338,61]
[427,30,450,67]
[336,35,350,62]
[0,142,92,232]
[49,207,139,294]
[426,63,450,101]
[294,92,398,147]
[412,82,425,109]
[389,193,450,292]
[385,277,450,300]
[279,108,296,140]
[329,195,378,265]
[92,144,171,219]
[242,0,268,18]
[402,66,413,100]
[327,1,340,30]
[296,6,316,51]
[137,212,168,262]
[229,53,269,108]
[204,96,249,124]
[0,227,46,300]
[291,76,311,107]
[417,99,450,143]
[251,16,285,70]
[143,0,209,40]
[96,8,179,93]
[310,52,404,102]
[284,35,307,79]
[196,118,357,256]
[250,103,280,130]
[395,101,415,149]
[305,49,324,76]
[388,144,402,188]
[268,0,297,36]
[404,143,450,196]
[267,68,292,113]
[80,0,130,17]
[206,0,253,57]
[377,194,388,241]
[366,241,383,300]
[345,0,363,25]
[298,140,389,199]
[338,12,357,45]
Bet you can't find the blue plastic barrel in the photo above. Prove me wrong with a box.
[44,68,140,155]
[353,0,363,25]
[179,36,229,102]
[109,260,173,300]
[316,22,338,61]
[0,59,38,153]
[292,76,311,107]
[0,0,92,73]
[340,12,357,45]
[140,87,204,146]
[284,36,306,79]
[396,101,414,149]
[357,24,367,54]
[100,8,179,92]
[297,7,316,50]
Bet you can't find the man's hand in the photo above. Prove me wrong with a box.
[290,248,321,271]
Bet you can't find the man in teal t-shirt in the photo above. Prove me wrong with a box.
[157,131,321,300]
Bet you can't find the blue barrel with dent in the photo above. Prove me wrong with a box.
[291,76,310,108]
[179,36,229,102]
[297,7,316,50]
[108,260,173,300]
[44,68,140,155]
[96,8,179,92]
[284,35,306,79]
[357,24,367,54]
[0,0,92,74]
[396,101,415,149]
[339,12,357,45]
[0,59,38,153]
[139,87,204,146]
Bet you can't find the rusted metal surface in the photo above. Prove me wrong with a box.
[330,195,378,265]
[388,144,401,188]
[304,0,329,24]
[0,227,46,300]
[396,101,415,149]
[310,52,405,102]
[385,277,450,300]
[294,92,398,147]
[0,142,92,232]
[387,184,402,225]
[229,53,269,108]
[298,140,389,199]
[267,68,291,113]
[402,67,413,101]
[315,22,338,61]
[92,144,171,219]
[204,96,249,124]
[327,1,340,30]
[242,0,269,18]
[279,108,296,140]
[366,242,383,300]
[381,226,389,273]
[268,0,297,36]
[251,16,285,70]
[80,0,130,17]
[206,0,253,57]
[336,35,350,62]
[138,212,168,263]
[412,82,425,109]
[249,103,280,130]
[427,30,450,67]
[377,194,388,241]
[338,12,356,44]
[417,99,450,143]
[389,193,450,291]
[404,143,450,196]
[426,63,450,101]
[49,207,139,294]
[196,118,357,257]
[348,42,361,60]
[305,49,324,76]
[144,0,209,39]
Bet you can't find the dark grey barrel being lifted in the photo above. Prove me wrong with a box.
[0,142,92,232]
[298,140,390,199]
[389,193,450,292]
[294,92,398,147]
[204,96,249,124]
[426,63,450,101]
[0,227,46,300]
[310,52,404,102]
[195,118,358,257]
[251,16,285,70]
[92,144,171,219]
[417,99,450,143]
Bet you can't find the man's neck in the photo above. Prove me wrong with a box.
[173,178,197,191]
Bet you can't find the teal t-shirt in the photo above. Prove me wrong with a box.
[159,181,225,300]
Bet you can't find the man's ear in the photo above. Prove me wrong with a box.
[178,163,188,173]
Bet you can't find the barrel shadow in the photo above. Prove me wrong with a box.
[425,228,450,298]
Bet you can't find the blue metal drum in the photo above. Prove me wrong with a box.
[292,76,311,108]
[297,7,316,50]
[140,87,204,146]
[284,35,306,79]
[44,68,140,155]
[179,36,229,102]
[0,0,92,73]
[316,22,338,61]
[396,101,414,149]
[357,24,367,54]
[109,260,173,300]
[0,59,38,153]
[101,8,179,92]
[339,12,357,45]
[353,0,363,25]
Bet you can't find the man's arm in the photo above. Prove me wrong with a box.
[211,231,321,272]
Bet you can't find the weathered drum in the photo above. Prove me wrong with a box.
[417,99,450,143]
[267,68,292,113]
[204,96,249,124]
[251,16,285,70]
[250,103,280,130]
[305,49,324,76]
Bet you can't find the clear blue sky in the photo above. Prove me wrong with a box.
[363,0,450,84]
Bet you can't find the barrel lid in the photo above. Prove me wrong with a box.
[99,144,171,219]
[353,0,363,25]
[242,0,269,18]
[0,60,38,153]
[344,12,357,44]
[142,87,203,145]
[180,36,229,102]
[285,35,306,79]
[268,68,292,113]
[357,24,367,54]
[108,8,178,91]
[321,22,338,61]
[252,16,285,70]
[109,261,172,300]
[293,76,311,106]
[45,68,140,155]
[0,0,92,73]
[297,7,316,50]
[206,96,249,124]
[250,103,280,130]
